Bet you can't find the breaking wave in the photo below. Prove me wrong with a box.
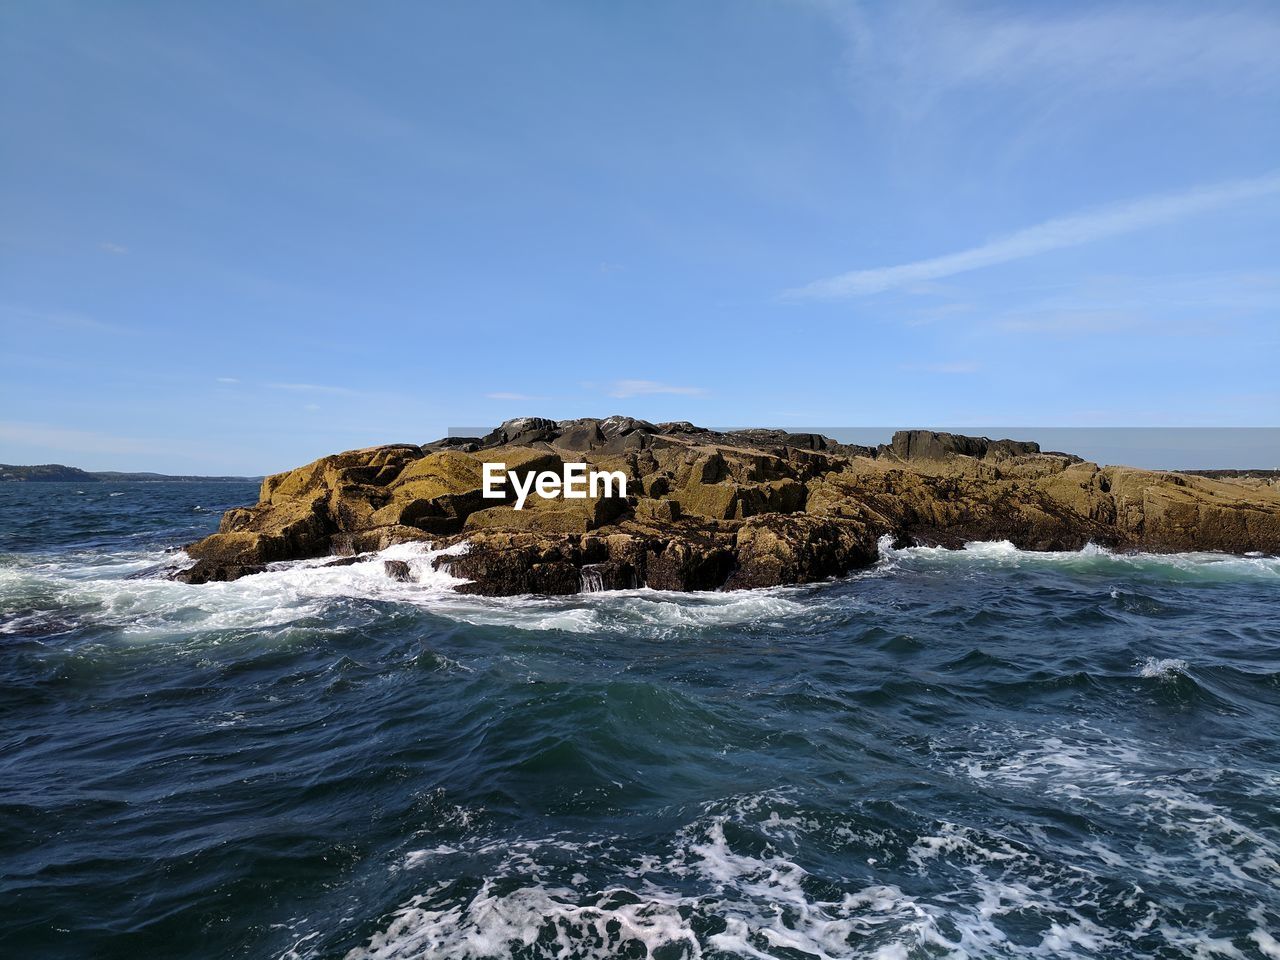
[328,757,1280,960]
[878,537,1280,582]
[3,537,1276,648]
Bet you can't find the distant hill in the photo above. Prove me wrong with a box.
[0,463,260,483]
[0,463,98,482]
[1182,469,1280,480]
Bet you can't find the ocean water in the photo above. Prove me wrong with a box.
[2,482,1279,960]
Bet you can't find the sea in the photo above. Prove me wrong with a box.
[1,481,1278,959]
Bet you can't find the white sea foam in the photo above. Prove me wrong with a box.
[330,778,1275,960]
[1,542,834,641]
[1,542,467,640]
[878,537,1280,581]
[950,724,1280,897]
[3,534,1276,645]
[1137,656,1189,679]
[352,813,958,960]
[1250,908,1280,960]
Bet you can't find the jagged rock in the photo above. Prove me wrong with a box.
[384,559,412,582]
[725,514,881,590]
[188,495,332,567]
[331,525,433,555]
[642,536,736,591]
[463,492,627,534]
[551,420,605,453]
[176,417,1280,594]
[578,560,637,592]
[482,417,559,447]
[600,415,655,438]
[888,430,1044,462]
[438,533,587,596]
[173,560,266,584]
[655,421,706,436]
[320,555,366,568]
[634,497,680,522]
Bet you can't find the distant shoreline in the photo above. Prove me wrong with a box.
[1181,469,1280,479]
[0,464,261,483]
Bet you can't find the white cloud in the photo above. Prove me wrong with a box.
[216,376,240,384]
[99,241,128,255]
[789,171,1280,298]
[485,392,543,401]
[606,379,707,399]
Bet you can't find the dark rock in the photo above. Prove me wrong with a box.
[600,415,656,438]
[551,421,605,453]
[384,559,413,582]
[725,515,880,590]
[321,555,366,568]
[482,417,559,448]
[579,561,637,592]
[173,560,266,584]
[422,436,482,453]
[643,538,736,591]
[890,430,1041,461]
[442,537,584,596]
[656,421,707,435]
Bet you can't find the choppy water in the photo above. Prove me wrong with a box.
[2,482,1279,959]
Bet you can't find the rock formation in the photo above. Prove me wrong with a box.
[175,417,1280,594]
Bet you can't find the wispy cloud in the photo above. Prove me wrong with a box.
[822,3,1280,117]
[986,269,1280,338]
[99,241,128,255]
[605,379,707,399]
[485,391,544,401]
[789,171,1280,299]
[216,376,240,384]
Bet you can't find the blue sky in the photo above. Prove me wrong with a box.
[2,0,1278,473]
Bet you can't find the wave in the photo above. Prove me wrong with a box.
[1,542,835,642]
[2,535,1276,646]
[1137,656,1189,679]
[336,808,1003,960]
[879,537,1280,582]
[325,777,1280,960]
[944,722,1280,899]
[7,487,1280,960]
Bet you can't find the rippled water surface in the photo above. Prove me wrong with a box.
[2,482,1279,959]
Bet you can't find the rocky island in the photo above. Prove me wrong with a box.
[176,417,1280,594]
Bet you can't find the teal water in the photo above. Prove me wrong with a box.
[1,482,1279,959]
